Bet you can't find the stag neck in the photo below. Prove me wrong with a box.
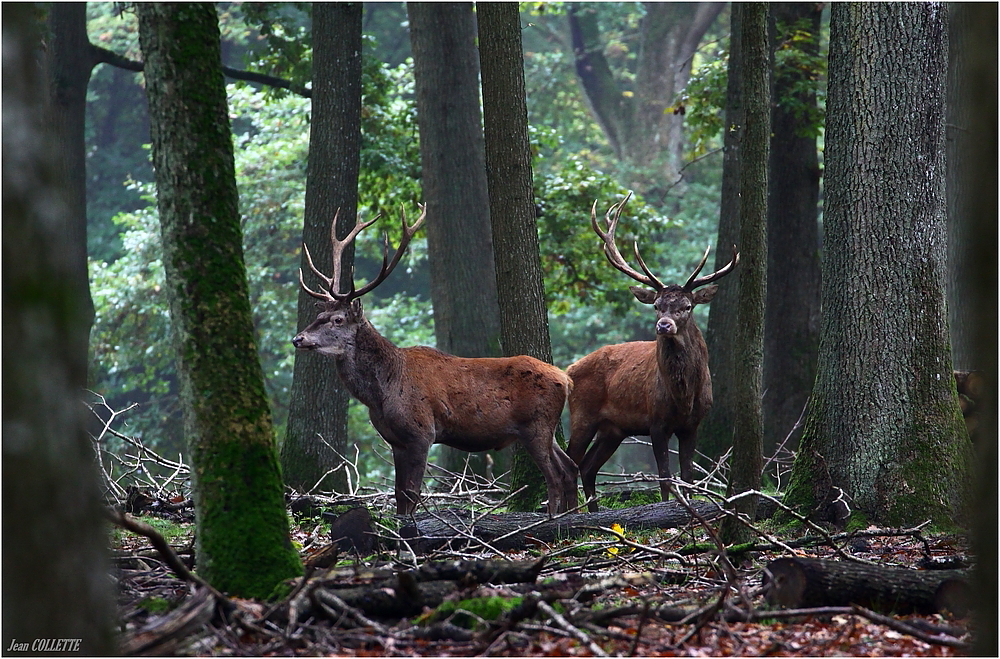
[334,319,404,411]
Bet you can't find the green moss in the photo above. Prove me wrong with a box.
[138,597,173,614]
[431,596,524,628]
[844,511,869,532]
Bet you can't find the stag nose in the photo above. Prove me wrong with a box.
[656,318,677,336]
[292,334,305,348]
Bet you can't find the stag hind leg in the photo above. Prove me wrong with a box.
[552,443,580,512]
[577,426,626,512]
[518,424,573,514]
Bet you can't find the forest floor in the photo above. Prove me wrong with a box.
[109,487,976,657]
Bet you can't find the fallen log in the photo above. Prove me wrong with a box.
[399,499,727,552]
[763,556,970,616]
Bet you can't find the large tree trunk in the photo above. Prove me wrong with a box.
[567,2,724,193]
[408,2,504,477]
[720,2,768,544]
[700,4,744,462]
[3,5,115,651]
[282,2,363,493]
[137,2,301,598]
[763,3,822,459]
[782,3,972,528]
[478,2,563,513]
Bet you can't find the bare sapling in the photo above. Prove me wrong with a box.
[567,193,739,511]
[292,206,577,514]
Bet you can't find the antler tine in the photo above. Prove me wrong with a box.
[682,244,712,290]
[632,240,666,290]
[687,244,740,290]
[590,192,660,289]
[328,209,381,299]
[301,240,335,295]
[298,264,335,302]
[352,203,427,299]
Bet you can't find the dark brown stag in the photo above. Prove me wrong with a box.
[567,194,739,511]
[292,206,577,515]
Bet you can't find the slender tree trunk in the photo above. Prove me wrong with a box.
[45,3,96,354]
[408,2,504,476]
[700,3,744,462]
[783,2,971,528]
[3,5,115,651]
[720,2,768,544]
[137,2,301,598]
[763,3,822,460]
[282,2,363,493]
[478,2,564,512]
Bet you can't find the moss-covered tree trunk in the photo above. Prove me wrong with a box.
[136,3,301,598]
[763,3,822,458]
[719,2,768,544]
[408,2,504,477]
[3,5,115,651]
[282,2,362,493]
[783,2,972,529]
[478,2,563,512]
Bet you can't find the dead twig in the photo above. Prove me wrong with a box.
[536,600,608,657]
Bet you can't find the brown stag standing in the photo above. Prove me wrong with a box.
[568,194,739,511]
[291,206,578,515]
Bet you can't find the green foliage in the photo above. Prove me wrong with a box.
[137,597,173,614]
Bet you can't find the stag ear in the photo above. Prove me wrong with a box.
[630,286,658,305]
[350,298,364,317]
[691,284,720,305]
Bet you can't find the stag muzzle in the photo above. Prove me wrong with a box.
[291,333,311,349]
[656,318,678,336]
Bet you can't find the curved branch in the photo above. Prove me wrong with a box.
[567,3,626,158]
[88,43,311,98]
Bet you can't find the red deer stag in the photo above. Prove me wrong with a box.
[567,194,739,511]
[292,206,577,515]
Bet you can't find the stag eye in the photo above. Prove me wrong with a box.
[332,316,345,326]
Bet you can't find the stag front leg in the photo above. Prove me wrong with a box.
[675,427,697,485]
[650,427,673,502]
[391,441,430,515]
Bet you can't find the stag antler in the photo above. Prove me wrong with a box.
[590,192,665,290]
[298,204,426,304]
[591,193,739,291]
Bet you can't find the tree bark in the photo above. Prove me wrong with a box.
[45,3,96,351]
[3,5,115,652]
[137,2,301,598]
[720,2,768,545]
[700,3,744,461]
[763,3,822,459]
[282,2,363,493]
[782,3,972,528]
[478,2,563,512]
[408,2,504,476]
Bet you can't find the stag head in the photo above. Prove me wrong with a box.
[291,205,425,356]
[591,193,739,337]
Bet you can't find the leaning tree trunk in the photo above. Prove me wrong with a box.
[137,2,301,598]
[3,5,115,652]
[282,2,363,494]
[763,3,822,460]
[782,3,971,528]
[478,2,563,513]
[720,2,768,545]
[408,2,504,477]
